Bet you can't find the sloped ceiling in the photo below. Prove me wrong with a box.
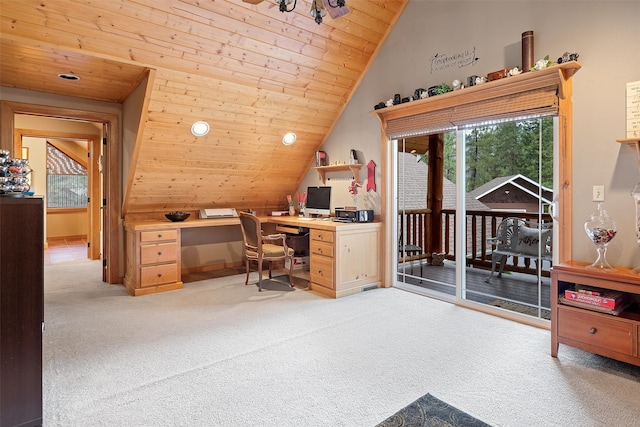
[0,0,408,214]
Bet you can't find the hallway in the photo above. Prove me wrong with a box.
[44,237,88,265]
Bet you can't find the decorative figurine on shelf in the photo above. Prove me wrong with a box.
[584,202,617,271]
[557,51,579,64]
[508,67,522,76]
[413,88,428,100]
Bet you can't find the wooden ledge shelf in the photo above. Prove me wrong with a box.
[313,164,363,184]
[617,138,640,145]
[371,62,581,122]
[617,138,640,172]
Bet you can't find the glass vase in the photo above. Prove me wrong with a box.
[583,202,617,271]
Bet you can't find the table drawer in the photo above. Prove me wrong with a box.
[310,229,334,243]
[140,263,179,287]
[558,306,634,356]
[310,255,334,289]
[140,242,178,265]
[140,229,178,243]
[311,241,334,257]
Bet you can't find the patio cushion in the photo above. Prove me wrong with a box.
[512,224,551,256]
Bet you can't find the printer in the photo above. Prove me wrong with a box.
[334,208,374,223]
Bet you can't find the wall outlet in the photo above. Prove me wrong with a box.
[593,185,605,202]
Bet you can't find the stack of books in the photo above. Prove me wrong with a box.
[560,285,632,315]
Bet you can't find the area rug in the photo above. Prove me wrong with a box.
[375,393,491,427]
[488,299,551,320]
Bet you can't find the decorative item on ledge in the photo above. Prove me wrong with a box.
[487,69,509,81]
[427,83,452,97]
[165,211,190,222]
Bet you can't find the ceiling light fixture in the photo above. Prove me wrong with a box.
[191,121,210,137]
[282,132,297,146]
[58,73,80,81]
[275,0,346,25]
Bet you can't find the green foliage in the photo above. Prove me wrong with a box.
[443,117,554,191]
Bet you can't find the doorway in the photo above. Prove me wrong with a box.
[1,101,121,284]
[16,128,101,261]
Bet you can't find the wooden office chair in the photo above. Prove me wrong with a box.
[238,212,295,292]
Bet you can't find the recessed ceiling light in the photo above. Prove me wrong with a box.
[191,121,210,137]
[282,132,297,145]
[58,73,80,81]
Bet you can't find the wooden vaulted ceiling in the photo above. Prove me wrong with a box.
[0,0,408,215]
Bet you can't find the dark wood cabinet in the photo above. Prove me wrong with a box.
[0,196,44,427]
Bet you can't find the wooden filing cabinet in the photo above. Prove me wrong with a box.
[551,261,640,367]
[309,222,381,298]
[310,229,335,290]
[124,225,183,296]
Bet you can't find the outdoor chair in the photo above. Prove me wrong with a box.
[398,231,423,277]
[239,212,295,292]
[485,217,552,283]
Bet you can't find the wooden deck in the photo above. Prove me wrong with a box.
[399,261,551,319]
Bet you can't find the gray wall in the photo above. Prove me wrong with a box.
[304,0,640,268]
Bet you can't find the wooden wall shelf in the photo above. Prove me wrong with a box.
[313,164,363,184]
[616,138,640,171]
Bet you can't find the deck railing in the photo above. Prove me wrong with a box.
[398,209,553,277]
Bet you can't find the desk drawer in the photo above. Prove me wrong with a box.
[140,229,178,243]
[140,242,178,265]
[310,255,334,289]
[141,263,179,287]
[311,241,334,257]
[310,229,334,243]
[558,306,634,356]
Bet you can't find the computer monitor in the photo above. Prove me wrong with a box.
[305,186,331,216]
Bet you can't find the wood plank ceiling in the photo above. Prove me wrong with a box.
[0,0,408,215]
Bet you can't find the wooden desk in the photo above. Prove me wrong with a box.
[124,216,381,298]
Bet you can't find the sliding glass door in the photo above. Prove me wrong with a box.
[394,117,556,321]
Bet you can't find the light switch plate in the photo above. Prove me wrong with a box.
[593,185,605,202]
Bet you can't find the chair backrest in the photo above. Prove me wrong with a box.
[239,212,261,251]
[496,217,552,255]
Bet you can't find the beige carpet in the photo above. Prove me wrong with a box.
[43,260,640,426]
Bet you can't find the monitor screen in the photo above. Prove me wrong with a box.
[305,186,331,216]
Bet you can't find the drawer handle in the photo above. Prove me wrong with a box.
[158,251,162,256]
[589,327,597,335]
[157,273,162,278]
[158,234,162,238]
[318,248,323,254]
